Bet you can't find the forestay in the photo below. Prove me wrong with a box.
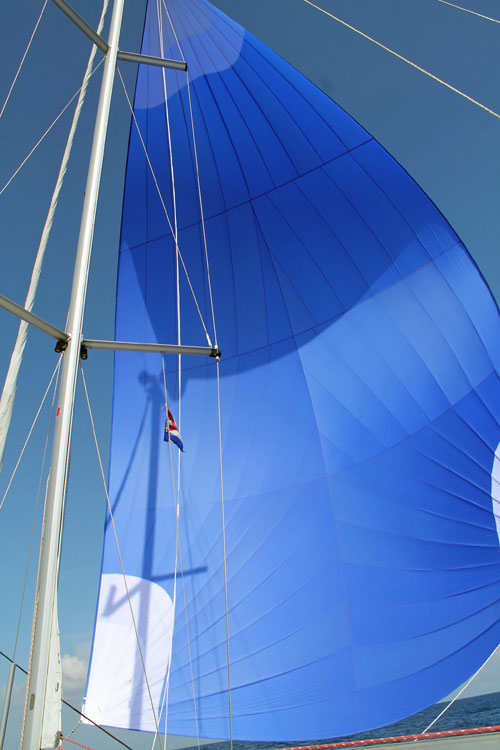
[84,0,500,741]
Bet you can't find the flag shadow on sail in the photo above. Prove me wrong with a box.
[84,0,500,742]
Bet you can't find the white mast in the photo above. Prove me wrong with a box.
[20,0,126,746]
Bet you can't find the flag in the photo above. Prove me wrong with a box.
[164,408,184,451]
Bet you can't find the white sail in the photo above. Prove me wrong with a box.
[83,574,174,731]
[40,592,62,750]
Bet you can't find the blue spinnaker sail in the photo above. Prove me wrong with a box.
[84,0,500,740]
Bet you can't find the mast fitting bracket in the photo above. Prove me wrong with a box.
[55,340,68,353]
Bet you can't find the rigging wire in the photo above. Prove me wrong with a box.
[155,7,185,744]
[79,365,164,747]
[0,0,49,119]
[0,56,106,197]
[0,649,135,750]
[11,356,62,661]
[216,358,233,750]
[302,0,500,120]
[116,66,213,349]
[153,357,182,750]
[161,0,218,348]
[64,719,82,744]
[436,0,500,23]
[421,643,500,734]
[156,6,212,744]
[0,355,62,513]
[154,7,225,744]
[0,0,110,472]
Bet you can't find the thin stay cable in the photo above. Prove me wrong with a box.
[155,11,217,747]
[0,0,48,119]
[0,0,110,471]
[80,365,164,747]
[116,66,213,349]
[303,0,500,120]
[0,57,106,196]
[421,643,500,734]
[161,0,218,348]
[11,355,61,662]
[153,357,182,750]
[436,0,500,23]
[154,34,184,741]
[0,355,62,513]
[216,357,233,750]
[161,362,201,750]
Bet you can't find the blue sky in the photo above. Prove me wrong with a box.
[0,1,499,748]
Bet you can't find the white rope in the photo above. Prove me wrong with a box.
[0,57,105,197]
[161,0,218,348]
[216,358,233,750]
[153,365,202,750]
[0,0,48,119]
[175,540,202,750]
[0,1,109,472]
[80,365,164,747]
[159,3,186,735]
[116,66,213,349]
[303,0,500,120]
[152,357,181,750]
[421,643,500,734]
[156,8,222,743]
[154,7,219,745]
[0,356,62,513]
[436,0,500,24]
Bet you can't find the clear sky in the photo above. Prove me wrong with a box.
[0,1,499,748]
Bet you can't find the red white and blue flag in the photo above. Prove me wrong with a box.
[164,408,184,451]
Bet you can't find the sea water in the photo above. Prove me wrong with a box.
[194,691,500,750]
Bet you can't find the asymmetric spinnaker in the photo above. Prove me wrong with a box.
[84,0,500,740]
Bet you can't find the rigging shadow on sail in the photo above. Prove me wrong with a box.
[84,0,500,742]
